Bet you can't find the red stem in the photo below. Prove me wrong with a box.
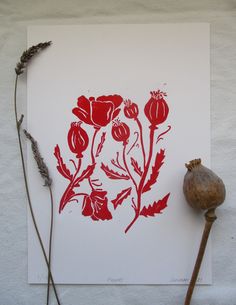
[91,128,100,164]
[123,144,138,192]
[125,126,156,233]
[156,125,171,144]
[138,127,156,193]
[59,158,81,212]
[89,127,99,190]
[88,178,95,191]
[61,127,99,212]
[135,118,146,168]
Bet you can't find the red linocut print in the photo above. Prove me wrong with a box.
[54,91,171,233]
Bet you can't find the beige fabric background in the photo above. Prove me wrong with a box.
[0,1,235,304]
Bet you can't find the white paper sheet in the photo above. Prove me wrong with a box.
[27,24,210,284]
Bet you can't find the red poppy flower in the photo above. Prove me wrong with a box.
[72,95,123,128]
[82,190,112,221]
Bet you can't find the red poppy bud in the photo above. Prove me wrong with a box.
[112,120,130,145]
[67,122,89,158]
[124,99,139,119]
[144,90,169,127]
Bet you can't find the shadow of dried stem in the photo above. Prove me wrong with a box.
[14,42,61,305]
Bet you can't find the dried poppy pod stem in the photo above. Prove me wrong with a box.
[184,208,216,305]
[183,159,226,305]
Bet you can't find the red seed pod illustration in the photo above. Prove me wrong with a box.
[67,122,89,158]
[124,99,139,119]
[112,119,130,145]
[144,90,169,127]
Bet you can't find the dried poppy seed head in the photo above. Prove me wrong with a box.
[183,158,225,210]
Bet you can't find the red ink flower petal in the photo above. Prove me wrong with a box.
[82,190,112,221]
[97,95,123,108]
[91,101,114,127]
[82,196,93,216]
[112,108,121,120]
[77,95,91,114]
[73,94,123,128]
[72,108,93,125]
[72,96,93,125]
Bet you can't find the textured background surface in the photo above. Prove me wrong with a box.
[0,1,235,304]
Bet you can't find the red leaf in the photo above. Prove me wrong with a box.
[95,132,106,157]
[74,163,96,186]
[130,157,143,176]
[140,193,170,217]
[111,187,132,209]
[142,149,165,193]
[59,188,76,213]
[101,163,130,180]
[54,145,72,180]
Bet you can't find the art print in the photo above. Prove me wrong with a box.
[55,90,171,233]
[27,24,211,284]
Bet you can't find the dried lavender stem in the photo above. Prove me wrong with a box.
[24,120,55,305]
[24,128,54,305]
[47,186,54,305]
[184,208,217,305]
[14,74,61,305]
